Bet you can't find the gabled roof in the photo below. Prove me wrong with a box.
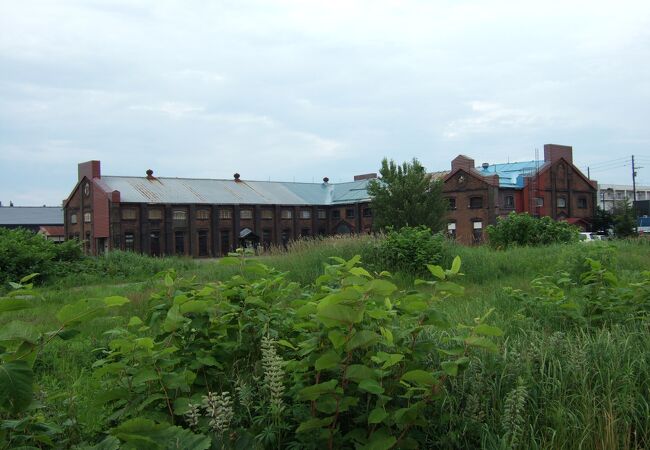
[0,207,63,225]
[96,176,371,206]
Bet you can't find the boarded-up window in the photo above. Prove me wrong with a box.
[148,209,162,220]
[219,209,232,219]
[197,209,210,220]
[469,197,483,209]
[578,197,587,209]
[240,209,253,219]
[70,214,77,224]
[262,209,273,219]
[122,208,137,220]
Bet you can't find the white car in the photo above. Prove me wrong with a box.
[578,232,604,242]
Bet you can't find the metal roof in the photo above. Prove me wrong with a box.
[475,160,548,188]
[0,207,64,225]
[100,176,371,206]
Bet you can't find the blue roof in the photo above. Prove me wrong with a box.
[474,160,548,188]
[0,207,63,226]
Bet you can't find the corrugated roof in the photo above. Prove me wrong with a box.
[100,176,371,206]
[475,160,548,188]
[0,207,63,225]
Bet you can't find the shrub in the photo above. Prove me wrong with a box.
[365,226,444,275]
[486,212,579,248]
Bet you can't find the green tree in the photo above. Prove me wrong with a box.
[367,158,447,232]
[486,212,579,248]
[592,206,614,235]
[612,199,636,238]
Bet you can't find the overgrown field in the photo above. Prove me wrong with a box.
[1,236,649,449]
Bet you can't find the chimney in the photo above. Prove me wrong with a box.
[481,162,490,171]
[354,173,378,181]
[323,177,329,184]
[78,160,101,181]
[543,144,573,164]
[233,173,241,182]
[451,155,475,172]
[146,169,155,180]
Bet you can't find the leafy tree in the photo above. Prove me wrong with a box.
[612,199,637,238]
[367,158,447,232]
[591,206,614,235]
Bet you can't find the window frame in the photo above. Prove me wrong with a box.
[469,196,483,209]
[219,209,233,220]
[196,209,210,220]
[240,209,253,220]
[83,212,92,223]
[281,209,293,220]
[121,208,137,220]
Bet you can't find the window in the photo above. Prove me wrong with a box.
[70,213,77,224]
[122,208,137,220]
[447,198,456,210]
[175,231,185,255]
[557,197,566,208]
[346,208,355,219]
[447,222,456,239]
[83,183,90,197]
[240,209,253,219]
[262,229,272,244]
[84,212,92,223]
[472,221,483,244]
[317,209,326,219]
[300,209,312,219]
[469,197,483,209]
[301,228,311,237]
[578,197,587,209]
[173,210,187,221]
[363,208,372,218]
[535,197,544,207]
[148,209,162,220]
[197,209,210,220]
[332,210,341,219]
[261,209,273,220]
[219,209,232,219]
[124,232,135,252]
[281,209,293,219]
[504,195,514,209]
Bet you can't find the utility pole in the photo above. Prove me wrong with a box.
[632,155,644,233]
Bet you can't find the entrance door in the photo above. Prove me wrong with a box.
[198,230,209,257]
[150,231,160,256]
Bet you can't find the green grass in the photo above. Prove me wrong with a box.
[1,236,649,449]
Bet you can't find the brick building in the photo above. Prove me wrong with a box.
[441,144,597,244]
[64,161,373,256]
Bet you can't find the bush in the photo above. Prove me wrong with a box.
[0,228,83,285]
[486,212,579,248]
[366,226,444,275]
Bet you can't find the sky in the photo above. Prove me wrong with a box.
[1,0,650,206]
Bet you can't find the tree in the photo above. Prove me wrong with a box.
[591,206,613,235]
[367,158,447,232]
[486,212,579,248]
[612,199,637,238]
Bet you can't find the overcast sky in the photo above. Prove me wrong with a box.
[1,0,650,206]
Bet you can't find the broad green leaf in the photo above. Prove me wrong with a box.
[451,256,462,274]
[317,303,363,327]
[441,360,459,376]
[0,360,34,413]
[110,417,211,450]
[19,273,40,284]
[350,267,372,278]
[379,327,393,346]
[464,336,498,353]
[0,320,40,344]
[179,300,210,314]
[315,350,341,371]
[85,435,120,450]
[104,296,130,307]
[128,316,144,327]
[296,416,334,433]
[0,298,33,313]
[401,369,436,386]
[346,330,380,351]
[164,273,174,286]
[426,264,445,280]
[423,310,451,329]
[371,352,404,369]
[435,282,465,296]
[298,380,339,401]
[277,339,297,350]
[56,298,107,325]
[358,379,385,395]
[361,428,397,450]
[134,337,154,350]
[473,324,504,337]
[363,279,397,296]
[397,294,428,313]
[346,364,376,382]
[368,408,389,424]
[328,330,346,349]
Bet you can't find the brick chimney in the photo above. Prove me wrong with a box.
[78,161,101,181]
[451,155,475,172]
[543,144,573,164]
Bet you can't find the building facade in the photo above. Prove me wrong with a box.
[441,144,598,245]
[0,205,63,233]
[597,184,650,212]
[64,161,373,257]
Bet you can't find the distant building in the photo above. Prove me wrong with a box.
[440,144,597,245]
[0,205,63,233]
[64,161,374,256]
[38,226,65,243]
[597,184,650,212]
